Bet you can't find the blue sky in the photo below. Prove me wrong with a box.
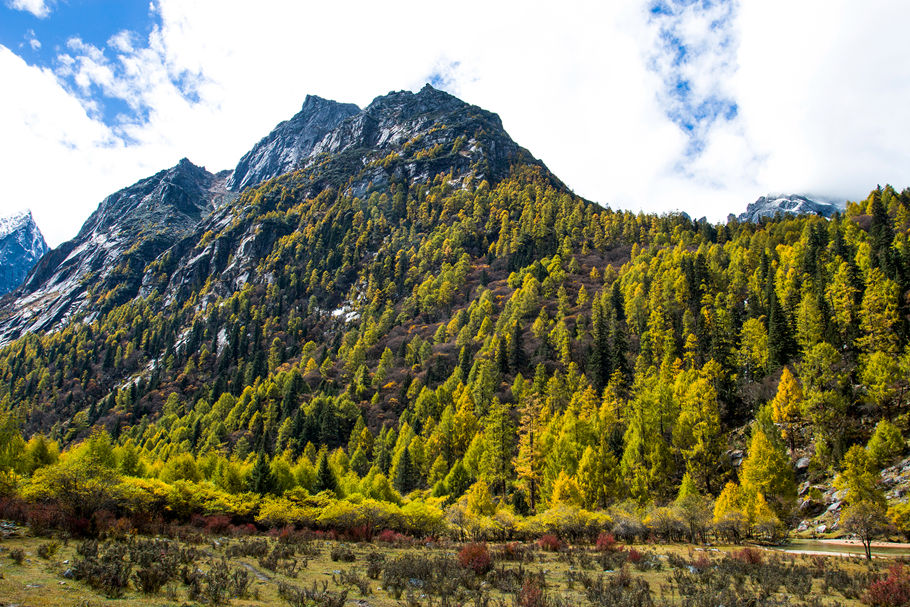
[2,0,909,246]
[0,1,159,127]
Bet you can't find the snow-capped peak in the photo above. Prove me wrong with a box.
[0,210,34,239]
[737,194,844,223]
[0,209,49,296]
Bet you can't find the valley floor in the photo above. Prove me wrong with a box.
[0,526,891,606]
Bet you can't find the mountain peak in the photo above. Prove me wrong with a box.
[0,210,34,239]
[737,193,844,223]
[227,95,361,191]
[364,84,466,118]
[0,209,48,296]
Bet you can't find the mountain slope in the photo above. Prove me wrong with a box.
[0,159,232,343]
[0,210,48,296]
[0,86,909,533]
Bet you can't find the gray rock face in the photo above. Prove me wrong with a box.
[738,194,844,223]
[227,95,360,191]
[0,159,233,343]
[0,211,48,295]
[228,84,535,194]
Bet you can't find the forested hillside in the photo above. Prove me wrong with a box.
[1,86,909,542]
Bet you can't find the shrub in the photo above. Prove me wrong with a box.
[627,548,643,564]
[37,541,60,560]
[578,569,653,607]
[380,553,470,600]
[459,542,493,575]
[226,538,271,558]
[366,550,385,579]
[134,562,172,595]
[204,514,233,535]
[595,532,617,552]
[691,554,711,571]
[731,547,763,565]
[334,568,372,595]
[517,576,546,607]
[596,549,629,571]
[376,529,411,545]
[72,541,132,598]
[865,563,910,607]
[184,558,250,605]
[538,534,562,552]
[259,544,300,576]
[495,541,534,563]
[330,543,356,562]
[278,580,348,607]
[9,548,25,565]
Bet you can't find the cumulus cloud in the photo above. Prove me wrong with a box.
[6,0,52,18]
[2,0,910,244]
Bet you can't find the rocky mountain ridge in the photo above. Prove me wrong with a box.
[0,84,546,344]
[0,160,232,343]
[0,210,48,296]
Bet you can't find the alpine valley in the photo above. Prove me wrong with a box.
[2,83,910,572]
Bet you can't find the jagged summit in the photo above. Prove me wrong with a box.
[228,84,536,195]
[227,95,361,191]
[364,84,467,117]
[737,194,844,223]
[0,210,48,296]
[0,210,35,238]
[75,158,215,239]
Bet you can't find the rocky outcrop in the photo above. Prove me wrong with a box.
[227,95,360,191]
[737,194,843,223]
[0,211,48,295]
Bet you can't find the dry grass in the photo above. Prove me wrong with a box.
[0,529,886,606]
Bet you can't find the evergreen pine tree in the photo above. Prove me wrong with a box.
[248,451,275,494]
[316,450,337,494]
[508,321,526,372]
[767,289,795,367]
[394,447,418,494]
[444,459,472,498]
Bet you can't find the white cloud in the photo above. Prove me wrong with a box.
[6,0,51,18]
[2,0,910,246]
[25,29,40,50]
[0,46,173,245]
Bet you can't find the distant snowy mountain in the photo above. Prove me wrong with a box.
[736,194,844,223]
[0,211,48,296]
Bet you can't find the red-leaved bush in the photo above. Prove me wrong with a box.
[692,554,712,571]
[459,542,493,575]
[731,547,763,565]
[517,577,546,607]
[596,532,617,552]
[865,563,910,607]
[376,529,413,546]
[627,548,643,564]
[538,534,562,552]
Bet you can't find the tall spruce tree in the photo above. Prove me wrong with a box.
[315,450,337,494]
[394,447,418,494]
